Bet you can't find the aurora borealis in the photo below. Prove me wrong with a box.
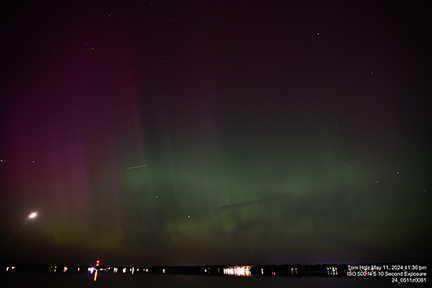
[1,1,431,266]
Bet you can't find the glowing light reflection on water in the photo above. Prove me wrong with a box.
[223,266,252,276]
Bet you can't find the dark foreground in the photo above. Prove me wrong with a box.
[0,272,401,288]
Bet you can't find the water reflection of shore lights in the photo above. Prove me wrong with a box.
[223,266,251,276]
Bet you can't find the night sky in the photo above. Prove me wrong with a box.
[1,1,431,267]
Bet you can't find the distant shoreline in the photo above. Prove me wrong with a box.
[1,263,429,278]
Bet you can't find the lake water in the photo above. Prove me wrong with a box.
[1,273,398,288]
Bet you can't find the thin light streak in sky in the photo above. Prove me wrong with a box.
[128,164,147,170]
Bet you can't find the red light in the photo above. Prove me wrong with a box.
[96,260,100,267]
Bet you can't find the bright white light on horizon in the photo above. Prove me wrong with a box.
[223,266,251,276]
[29,212,37,219]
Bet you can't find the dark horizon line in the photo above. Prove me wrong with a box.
[1,261,429,268]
